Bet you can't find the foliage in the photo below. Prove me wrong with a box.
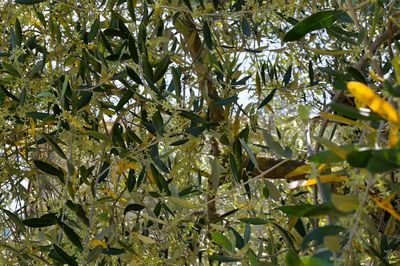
[0,0,400,265]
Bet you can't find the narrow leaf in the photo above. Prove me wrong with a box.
[239,139,260,171]
[258,88,277,110]
[283,10,345,42]
[43,133,67,159]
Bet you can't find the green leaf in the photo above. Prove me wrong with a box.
[97,161,110,183]
[367,156,398,173]
[346,149,373,168]
[86,245,103,264]
[167,196,201,209]
[22,213,58,228]
[50,244,78,266]
[308,61,314,85]
[262,185,269,199]
[76,91,92,110]
[263,180,281,201]
[26,111,51,120]
[179,110,208,124]
[126,66,142,84]
[309,150,344,163]
[58,222,83,250]
[300,256,333,266]
[283,10,345,42]
[239,138,260,171]
[42,133,67,159]
[383,80,400,97]
[128,35,139,63]
[127,0,136,21]
[141,55,154,83]
[278,203,337,217]
[239,218,269,225]
[347,66,367,84]
[210,157,220,192]
[262,130,285,157]
[83,130,110,141]
[88,17,100,42]
[1,209,26,232]
[15,0,46,5]
[283,64,292,86]
[212,95,238,107]
[331,193,359,213]
[116,88,134,111]
[210,231,233,251]
[229,153,239,183]
[301,225,345,250]
[154,56,170,82]
[203,21,213,49]
[150,164,170,195]
[208,255,240,263]
[285,251,303,266]
[102,248,125,255]
[171,67,181,97]
[124,203,145,215]
[258,88,277,110]
[248,249,260,266]
[14,19,22,46]
[66,201,89,226]
[127,169,136,192]
[2,62,20,78]
[272,222,296,251]
[241,17,251,37]
[112,123,126,149]
[34,160,65,183]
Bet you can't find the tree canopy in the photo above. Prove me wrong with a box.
[0,0,400,265]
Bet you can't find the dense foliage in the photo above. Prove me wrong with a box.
[1,0,400,265]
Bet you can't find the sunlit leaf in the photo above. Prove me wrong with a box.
[347,81,400,125]
[285,164,311,179]
[288,174,348,188]
[370,194,400,221]
[210,231,233,251]
[331,193,358,212]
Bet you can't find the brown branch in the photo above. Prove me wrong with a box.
[174,14,224,224]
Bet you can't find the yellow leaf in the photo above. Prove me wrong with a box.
[370,194,400,221]
[320,112,375,132]
[89,239,106,248]
[368,70,383,82]
[147,170,156,184]
[28,118,36,138]
[285,164,311,179]
[288,174,348,189]
[265,103,274,113]
[232,111,240,137]
[167,196,202,209]
[389,126,399,147]
[331,193,359,212]
[323,235,342,252]
[236,242,251,257]
[117,160,139,175]
[347,81,400,125]
[101,188,116,198]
